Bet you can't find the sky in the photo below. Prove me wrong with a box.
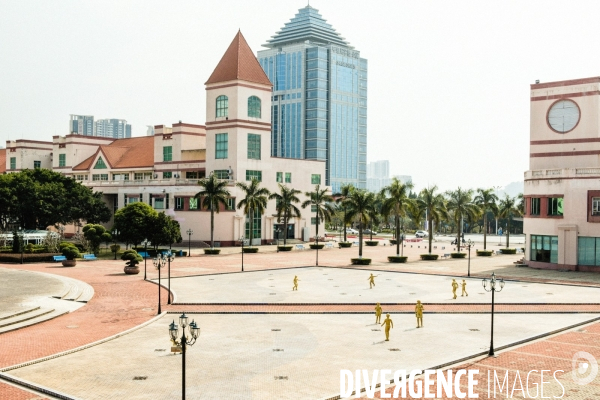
[2,0,600,192]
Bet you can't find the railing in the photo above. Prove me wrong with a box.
[576,168,600,175]
[85,179,203,186]
[546,169,562,176]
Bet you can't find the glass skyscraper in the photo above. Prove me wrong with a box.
[257,5,367,192]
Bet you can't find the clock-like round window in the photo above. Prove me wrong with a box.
[547,99,580,133]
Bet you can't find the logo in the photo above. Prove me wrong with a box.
[572,351,598,385]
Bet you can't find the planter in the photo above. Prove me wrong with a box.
[351,258,372,265]
[277,246,293,252]
[388,256,408,263]
[242,247,259,253]
[124,265,140,274]
[204,249,221,255]
[309,244,325,250]
[476,250,493,257]
[61,260,77,267]
[420,254,439,261]
[450,253,467,258]
[338,242,352,248]
[389,239,398,245]
[365,241,379,246]
[500,248,517,254]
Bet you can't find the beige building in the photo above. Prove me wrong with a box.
[524,77,600,271]
[3,31,327,246]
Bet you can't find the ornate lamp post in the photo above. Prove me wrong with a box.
[141,239,149,280]
[465,239,474,277]
[186,229,193,257]
[482,272,505,356]
[166,251,174,304]
[239,235,245,271]
[112,229,119,260]
[152,253,173,314]
[168,313,200,400]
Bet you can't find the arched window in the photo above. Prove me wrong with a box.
[248,96,261,118]
[216,95,228,118]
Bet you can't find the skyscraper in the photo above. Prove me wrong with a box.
[95,119,131,138]
[257,5,367,193]
[69,114,94,136]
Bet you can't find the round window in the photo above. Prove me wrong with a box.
[547,99,580,133]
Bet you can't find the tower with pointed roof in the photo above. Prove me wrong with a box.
[257,5,368,193]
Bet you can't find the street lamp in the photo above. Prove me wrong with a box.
[169,313,200,400]
[465,239,474,277]
[275,227,281,253]
[18,227,24,264]
[240,235,245,272]
[152,252,173,314]
[482,272,505,356]
[186,229,193,257]
[141,239,149,280]
[112,229,120,260]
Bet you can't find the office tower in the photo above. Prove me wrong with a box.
[69,115,94,136]
[257,5,367,193]
[94,119,132,138]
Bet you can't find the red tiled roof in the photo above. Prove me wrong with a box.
[205,31,272,86]
[73,136,155,171]
[0,149,6,174]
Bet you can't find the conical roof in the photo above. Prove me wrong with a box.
[264,5,351,48]
[205,31,272,86]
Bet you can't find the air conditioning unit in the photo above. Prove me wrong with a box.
[153,174,158,178]
[174,174,180,178]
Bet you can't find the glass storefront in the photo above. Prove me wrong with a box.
[530,235,558,263]
[578,237,600,266]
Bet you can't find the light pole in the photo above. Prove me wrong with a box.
[168,313,200,400]
[152,253,173,314]
[186,229,193,257]
[112,229,119,260]
[482,272,505,356]
[465,239,474,277]
[141,239,149,280]
[240,235,244,272]
[167,251,174,304]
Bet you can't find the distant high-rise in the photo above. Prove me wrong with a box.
[257,5,367,193]
[95,119,131,139]
[69,115,94,136]
[367,160,390,192]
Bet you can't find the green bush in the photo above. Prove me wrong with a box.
[389,239,398,245]
[242,247,259,253]
[476,250,493,257]
[309,244,325,249]
[420,254,439,260]
[500,248,517,254]
[388,256,408,263]
[62,245,81,260]
[450,253,467,258]
[0,253,59,263]
[365,240,379,246]
[338,242,352,248]
[277,246,293,252]
[351,258,372,265]
[204,249,221,255]
[110,244,121,254]
[121,249,143,266]
[26,243,35,253]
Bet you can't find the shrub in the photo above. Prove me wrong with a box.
[388,256,408,263]
[338,242,352,248]
[309,244,325,249]
[389,239,398,245]
[500,248,517,254]
[420,254,439,260]
[110,244,121,254]
[277,246,293,252]
[365,241,379,246]
[26,243,35,253]
[121,249,143,267]
[450,253,467,258]
[0,253,59,263]
[62,245,81,260]
[204,249,221,255]
[242,247,259,253]
[351,258,372,265]
[477,250,493,257]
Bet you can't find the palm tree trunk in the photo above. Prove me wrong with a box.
[343,207,347,242]
[428,215,433,254]
[370,221,373,241]
[210,207,215,248]
[457,213,462,252]
[248,208,253,248]
[359,218,363,258]
[506,217,510,248]
[283,212,288,246]
[395,215,400,256]
[483,214,487,250]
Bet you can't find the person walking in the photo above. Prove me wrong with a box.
[415,300,424,328]
[381,313,394,341]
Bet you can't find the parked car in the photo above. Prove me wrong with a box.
[346,228,358,234]
[415,230,428,238]
[363,229,378,235]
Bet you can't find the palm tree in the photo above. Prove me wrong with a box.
[417,186,447,254]
[236,179,270,248]
[346,189,375,258]
[498,194,522,249]
[195,173,231,249]
[381,178,413,257]
[446,187,478,250]
[335,184,354,242]
[302,185,335,245]
[473,188,499,250]
[269,184,301,246]
[406,201,426,231]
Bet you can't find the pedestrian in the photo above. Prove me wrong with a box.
[461,279,468,297]
[381,313,394,341]
[375,302,382,324]
[452,279,459,299]
[415,300,424,328]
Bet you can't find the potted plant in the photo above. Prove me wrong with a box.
[61,245,81,267]
[364,240,379,246]
[420,254,439,261]
[121,249,143,274]
[476,250,493,257]
[388,256,407,263]
[450,252,467,258]
[338,241,352,248]
[204,248,221,255]
[351,257,372,265]
[309,243,325,249]
[277,245,293,252]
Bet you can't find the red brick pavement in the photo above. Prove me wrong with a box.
[0,382,49,400]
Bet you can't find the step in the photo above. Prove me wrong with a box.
[0,309,69,334]
[0,308,55,329]
[0,306,41,321]
[76,283,94,303]
[63,282,84,301]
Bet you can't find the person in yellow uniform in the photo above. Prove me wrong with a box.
[381,313,394,341]
[374,302,382,324]
[292,275,300,291]
[368,273,379,289]
[452,279,459,299]
[415,300,424,328]
[461,279,468,297]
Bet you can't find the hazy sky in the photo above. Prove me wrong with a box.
[2,0,600,192]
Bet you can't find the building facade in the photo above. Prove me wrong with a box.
[524,77,600,272]
[69,115,94,136]
[257,5,367,193]
[95,119,132,139]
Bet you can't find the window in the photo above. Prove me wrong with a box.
[213,170,229,180]
[548,197,563,216]
[59,154,66,167]
[9,157,15,170]
[175,197,184,210]
[227,198,236,211]
[311,217,317,225]
[311,205,317,213]
[34,161,41,169]
[186,171,198,179]
[246,170,262,182]
[112,173,129,181]
[216,95,228,117]
[245,209,261,239]
[94,157,107,169]
[75,175,87,181]
[163,171,172,179]
[247,133,261,159]
[128,196,140,204]
[530,198,540,215]
[593,198,600,216]
[163,146,173,162]
[92,174,108,181]
[154,197,165,210]
[578,237,600,266]
[285,172,291,183]
[189,198,198,210]
[311,174,321,184]
[215,133,228,159]
[530,235,558,263]
[276,172,283,183]
[248,96,261,118]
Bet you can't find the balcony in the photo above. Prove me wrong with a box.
[525,167,600,179]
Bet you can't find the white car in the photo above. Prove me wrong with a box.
[415,230,428,238]
[346,228,358,234]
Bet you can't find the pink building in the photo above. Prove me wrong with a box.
[524,77,600,271]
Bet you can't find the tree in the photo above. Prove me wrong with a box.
[498,194,522,249]
[302,184,335,244]
[381,178,414,257]
[334,184,354,242]
[269,184,302,246]
[148,212,182,251]
[236,179,270,247]
[113,202,157,248]
[446,188,478,250]
[406,201,426,231]
[474,188,499,250]
[195,173,231,249]
[82,224,111,255]
[345,189,375,259]
[417,186,447,254]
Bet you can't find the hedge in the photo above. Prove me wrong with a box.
[0,253,60,263]
[500,248,517,254]
[420,254,439,260]
[338,242,352,248]
[476,250,493,257]
[351,258,372,265]
[277,246,293,252]
[309,244,325,249]
[204,249,221,255]
[242,247,259,253]
[388,256,408,263]
[365,241,379,246]
[450,253,467,258]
